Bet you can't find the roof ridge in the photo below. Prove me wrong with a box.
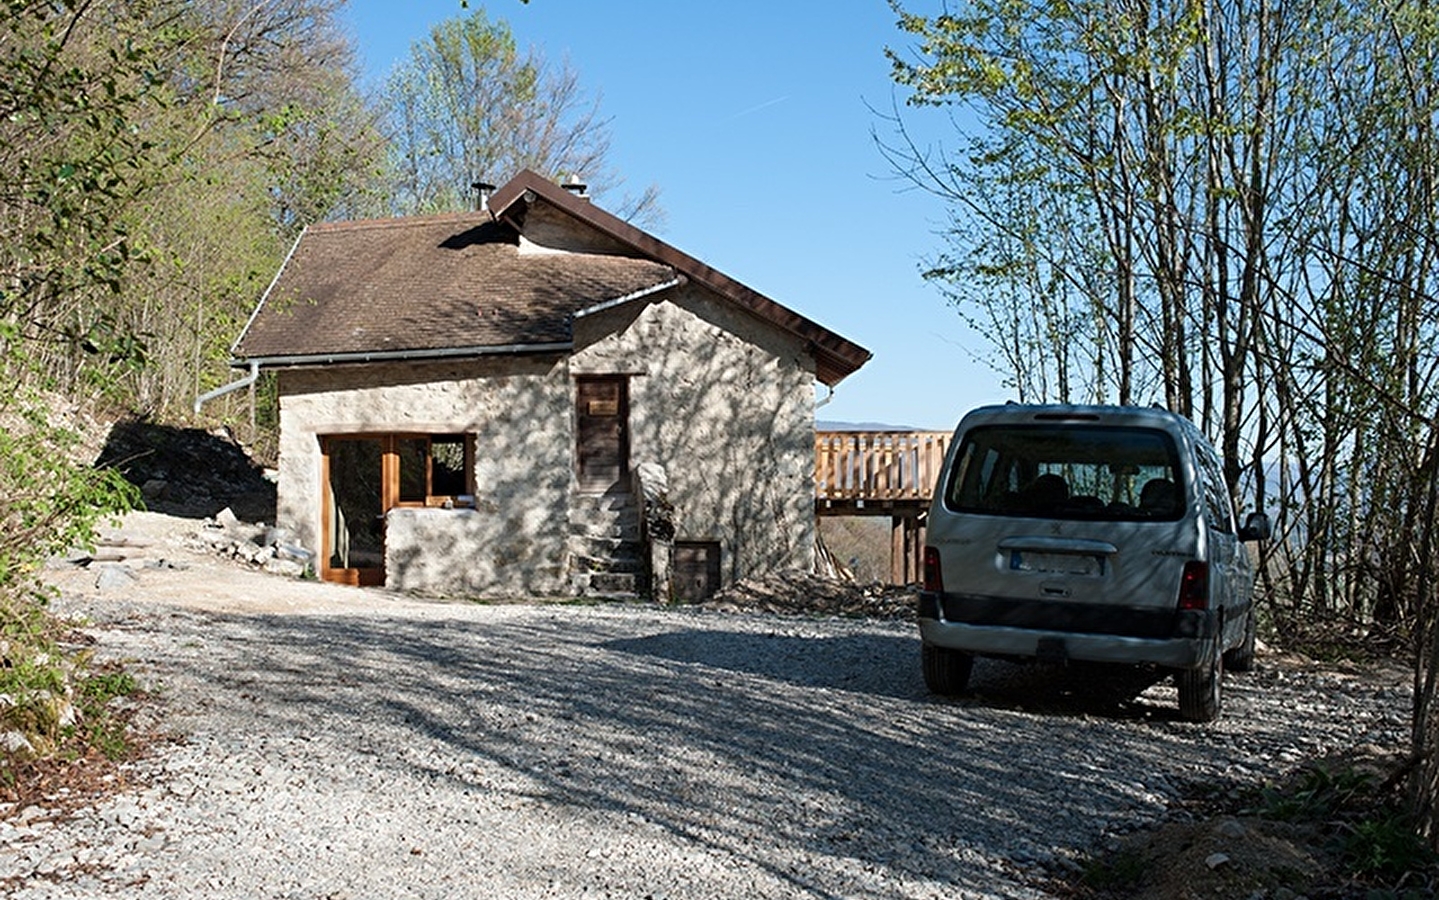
[307,211,492,234]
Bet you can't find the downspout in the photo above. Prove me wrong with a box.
[193,227,305,416]
[816,384,835,408]
[194,359,259,414]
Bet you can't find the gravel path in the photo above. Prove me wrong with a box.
[3,562,1412,899]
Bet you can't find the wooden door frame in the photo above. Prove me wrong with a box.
[575,375,631,493]
[320,435,391,586]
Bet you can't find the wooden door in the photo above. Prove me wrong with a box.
[322,436,387,586]
[576,376,629,492]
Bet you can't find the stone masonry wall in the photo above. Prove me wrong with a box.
[276,355,573,596]
[572,287,817,587]
[274,286,818,597]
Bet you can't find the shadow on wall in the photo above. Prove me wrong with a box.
[95,418,277,522]
[631,298,814,583]
[375,360,572,596]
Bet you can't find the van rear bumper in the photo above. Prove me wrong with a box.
[917,590,1217,669]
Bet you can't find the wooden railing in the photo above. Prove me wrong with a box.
[814,431,952,504]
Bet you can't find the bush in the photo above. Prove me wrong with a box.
[0,390,138,766]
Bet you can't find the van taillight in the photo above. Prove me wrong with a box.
[923,547,943,593]
[1178,561,1208,610]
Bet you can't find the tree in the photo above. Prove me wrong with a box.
[381,7,660,221]
[885,0,1439,845]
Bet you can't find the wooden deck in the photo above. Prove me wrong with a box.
[814,430,951,513]
[813,430,952,584]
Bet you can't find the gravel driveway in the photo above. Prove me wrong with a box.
[3,556,1412,899]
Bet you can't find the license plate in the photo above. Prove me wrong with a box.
[1011,551,1101,576]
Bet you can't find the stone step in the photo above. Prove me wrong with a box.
[570,551,645,576]
[588,572,640,595]
[572,491,637,513]
[567,533,643,558]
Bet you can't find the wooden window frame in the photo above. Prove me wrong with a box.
[391,434,477,510]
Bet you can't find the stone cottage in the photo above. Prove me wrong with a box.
[224,170,870,598]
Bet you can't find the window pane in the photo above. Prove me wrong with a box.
[944,425,1182,521]
[397,438,428,503]
[431,436,467,496]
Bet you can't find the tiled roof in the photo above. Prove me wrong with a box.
[234,171,871,386]
[233,213,677,360]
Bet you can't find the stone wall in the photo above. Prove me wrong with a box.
[275,355,573,596]
[573,286,816,586]
[274,285,817,597]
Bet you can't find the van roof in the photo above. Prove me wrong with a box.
[957,403,1194,432]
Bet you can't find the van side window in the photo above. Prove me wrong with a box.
[944,425,1184,522]
[1195,442,1234,534]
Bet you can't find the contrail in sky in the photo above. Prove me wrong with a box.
[730,96,790,119]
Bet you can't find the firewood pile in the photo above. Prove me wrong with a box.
[700,571,915,621]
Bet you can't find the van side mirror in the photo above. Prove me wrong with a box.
[1238,511,1271,542]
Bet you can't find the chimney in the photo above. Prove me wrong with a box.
[561,174,588,200]
[472,180,496,211]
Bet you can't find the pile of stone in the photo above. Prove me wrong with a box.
[184,508,315,579]
[94,419,275,523]
[62,508,315,592]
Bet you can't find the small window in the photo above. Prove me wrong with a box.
[393,434,476,508]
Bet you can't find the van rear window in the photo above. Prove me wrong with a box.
[943,425,1184,521]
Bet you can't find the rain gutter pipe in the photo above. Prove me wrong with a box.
[193,359,260,414]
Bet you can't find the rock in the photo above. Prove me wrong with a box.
[0,731,36,758]
[263,558,306,578]
[94,564,139,591]
[141,478,168,503]
[215,507,241,531]
[1204,851,1231,869]
[274,544,315,566]
[1215,818,1247,839]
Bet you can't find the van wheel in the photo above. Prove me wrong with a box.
[1177,652,1223,722]
[922,644,974,696]
[1223,609,1257,673]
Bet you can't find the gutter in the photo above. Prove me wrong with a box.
[193,360,260,414]
[228,342,574,370]
[572,276,685,320]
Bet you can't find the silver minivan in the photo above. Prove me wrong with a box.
[918,404,1270,721]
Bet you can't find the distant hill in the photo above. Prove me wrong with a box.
[817,420,926,432]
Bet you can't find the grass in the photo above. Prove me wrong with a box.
[1,590,145,808]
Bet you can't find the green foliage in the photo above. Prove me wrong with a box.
[381,6,660,223]
[0,398,139,590]
[1242,763,1437,881]
[1343,814,1436,879]
[1248,765,1375,822]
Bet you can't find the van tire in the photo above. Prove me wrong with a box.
[1223,609,1257,673]
[922,644,974,696]
[1177,652,1223,722]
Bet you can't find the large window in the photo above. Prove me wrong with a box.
[320,432,476,587]
[943,425,1183,521]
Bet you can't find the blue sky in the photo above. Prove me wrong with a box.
[343,0,1008,430]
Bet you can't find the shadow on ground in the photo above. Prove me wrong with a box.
[140,607,1246,897]
[95,419,276,522]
